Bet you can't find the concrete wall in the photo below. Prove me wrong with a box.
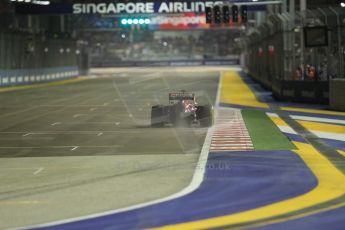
[330,79,345,111]
[0,66,79,87]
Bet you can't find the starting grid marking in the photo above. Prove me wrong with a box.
[210,109,254,152]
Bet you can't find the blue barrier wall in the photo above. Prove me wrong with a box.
[0,66,79,87]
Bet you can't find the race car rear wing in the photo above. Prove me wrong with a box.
[169,92,195,101]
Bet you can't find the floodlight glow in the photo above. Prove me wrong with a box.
[133,19,139,24]
[33,0,50,5]
[139,19,145,24]
[121,19,127,25]
[144,19,151,24]
[127,19,133,24]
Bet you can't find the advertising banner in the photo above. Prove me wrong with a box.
[15,1,221,14]
[149,13,209,30]
[15,1,266,15]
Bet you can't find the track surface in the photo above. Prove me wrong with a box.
[28,69,344,230]
[0,68,219,229]
[2,68,345,230]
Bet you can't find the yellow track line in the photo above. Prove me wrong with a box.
[269,116,289,127]
[270,115,345,158]
[270,115,345,136]
[0,77,89,93]
[281,107,345,117]
[338,150,345,157]
[239,200,345,229]
[153,71,345,229]
[218,71,345,117]
[220,71,269,109]
[153,142,345,230]
[297,120,345,134]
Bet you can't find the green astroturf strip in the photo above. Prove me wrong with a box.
[242,110,296,150]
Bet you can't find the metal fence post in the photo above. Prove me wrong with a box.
[330,7,344,78]
[300,0,307,78]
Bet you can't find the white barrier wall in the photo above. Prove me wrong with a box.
[0,66,79,87]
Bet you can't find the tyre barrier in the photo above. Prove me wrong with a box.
[0,66,79,87]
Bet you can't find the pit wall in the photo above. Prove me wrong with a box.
[271,78,329,104]
[246,70,329,104]
[0,66,79,87]
[330,79,345,111]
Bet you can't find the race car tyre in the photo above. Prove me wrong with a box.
[197,105,213,127]
[151,105,166,127]
[169,104,180,126]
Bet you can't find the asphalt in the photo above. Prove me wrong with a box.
[37,150,317,230]
[0,68,219,229]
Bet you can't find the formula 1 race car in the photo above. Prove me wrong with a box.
[151,91,213,127]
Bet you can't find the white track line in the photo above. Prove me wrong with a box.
[33,168,44,175]
[267,112,345,125]
[129,72,161,84]
[270,113,345,141]
[51,122,61,126]
[0,130,153,134]
[0,145,121,149]
[277,124,345,142]
[310,130,345,142]
[56,122,122,125]
[18,70,224,230]
[276,125,298,135]
[71,146,79,151]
